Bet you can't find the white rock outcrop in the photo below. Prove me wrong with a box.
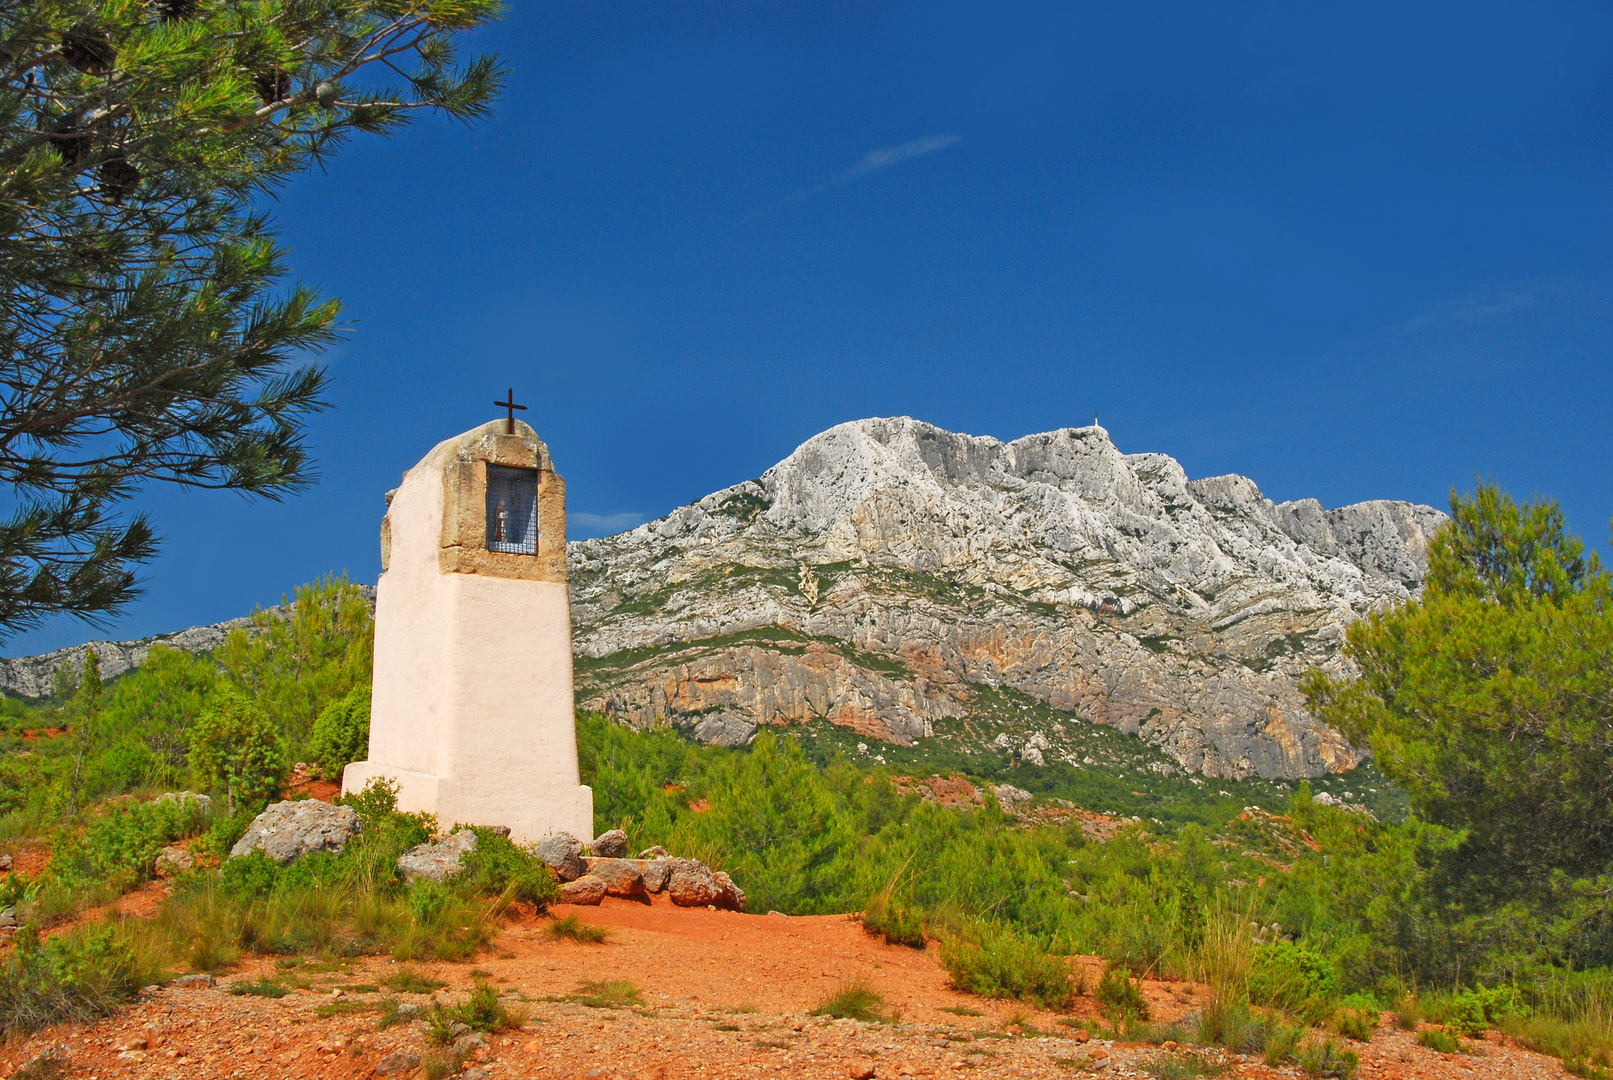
[568,418,1444,780]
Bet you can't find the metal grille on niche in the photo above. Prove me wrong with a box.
[485,465,539,554]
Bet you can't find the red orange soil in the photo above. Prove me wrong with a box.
[0,896,1574,1079]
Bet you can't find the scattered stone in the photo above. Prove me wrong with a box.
[586,859,645,898]
[156,791,212,812]
[638,845,668,859]
[396,830,479,883]
[849,1060,877,1079]
[590,829,629,857]
[374,1050,420,1074]
[534,832,587,881]
[154,845,193,876]
[713,870,746,912]
[993,784,1033,809]
[666,858,720,907]
[560,876,606,905]
[641,858,671,893]
[229,800,362,864]
[171,973,216,988]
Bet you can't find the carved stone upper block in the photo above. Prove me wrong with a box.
[378,421,567,584]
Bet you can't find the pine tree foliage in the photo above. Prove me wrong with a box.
[1305,483,1613,883]
[188,686,282,815]
[0,0,504,633]
[215,573,372,747]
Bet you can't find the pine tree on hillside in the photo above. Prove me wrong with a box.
[0,0,503,634]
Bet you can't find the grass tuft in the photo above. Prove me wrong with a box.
[384,967,447,994]
[229,977,289,998]
[548,914,609,943]
[571,979,642,1009]
[812,980,888,1021]
[1417,1027,1461,1053]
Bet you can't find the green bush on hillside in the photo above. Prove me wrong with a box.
[48,795,208,896]
[1249,941,1337,1013]
[188,691,283,816]
[939,922,1073,1009]
[306,685,371,781]
[1094,962,1149,1019]
[0,925,156,1033]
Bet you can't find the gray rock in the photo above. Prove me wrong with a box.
[154,845,193,876]
[0,907,16,928]
[451,1032,487,1056]
[460,1068,493,1080]
[171,973,215,987]
[229,800,362,864]
[559,876,606,905]
[590,829,628,858]
[642,859,671,894]
[396,830,478,883]
[534,832,586,881]
[375,1050,420,1074]
[639,845,669,859]
[156,791,212,813]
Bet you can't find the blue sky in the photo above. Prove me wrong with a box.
[9,0,1613,654]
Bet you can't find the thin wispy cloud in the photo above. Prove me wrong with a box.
[752,133,962,218]
[839,133,962,181]
[1386,288,1537,336]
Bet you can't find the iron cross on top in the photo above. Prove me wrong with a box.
[494,388,527,435]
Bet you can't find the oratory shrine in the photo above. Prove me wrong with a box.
[342,401,594,843]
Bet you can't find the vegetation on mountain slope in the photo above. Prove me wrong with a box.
[0,484,1604,1073]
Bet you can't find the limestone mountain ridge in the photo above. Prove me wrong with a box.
[568,417,1445,780]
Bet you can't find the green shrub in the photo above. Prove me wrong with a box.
[862,892,925,949]
[48,794,207,895]
[214,575,374,749]
[940,923,1073,1009]
[1429,985,1516,1036]
[1248,941,1336,1013]
[218,850,280,901]
[1295,1037,1358,1079]
[451,982,524,1032]
[306,686,370,781]
[1094,963,1149,1020]
[189,690,284,816]
[0,925,156,1033]
[1332,1007,1377,1042]
[1418,1027,1461,1053]
[812,980,887,1021]
[456,827,559,908]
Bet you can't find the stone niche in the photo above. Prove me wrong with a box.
[345,419,594,844]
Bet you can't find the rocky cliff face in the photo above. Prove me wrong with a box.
[569,418,1445,780]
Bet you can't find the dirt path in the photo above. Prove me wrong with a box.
[0,896,1572,1079]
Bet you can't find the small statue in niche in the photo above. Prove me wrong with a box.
[493,498,509,544]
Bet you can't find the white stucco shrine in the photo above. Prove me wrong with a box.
[342,416,594,843]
